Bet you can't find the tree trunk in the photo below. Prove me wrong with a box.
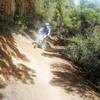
[0,0,36,20]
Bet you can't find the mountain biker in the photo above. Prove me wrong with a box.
[38,23,51,42]
[37,23,51,47]
[32,23,51,48]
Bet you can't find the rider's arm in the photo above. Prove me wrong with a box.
[38,27,43,35]
[47,28,51,36]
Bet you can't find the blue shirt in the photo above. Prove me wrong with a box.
[39,26,51,36]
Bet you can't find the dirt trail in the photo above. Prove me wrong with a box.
[0,34,96,100]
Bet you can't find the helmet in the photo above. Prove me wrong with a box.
[45,23,50,26]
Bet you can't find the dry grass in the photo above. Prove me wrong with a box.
[0,33,35,85]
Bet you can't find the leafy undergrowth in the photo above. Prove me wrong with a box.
[45,32,100,96]
[66,32,100,88]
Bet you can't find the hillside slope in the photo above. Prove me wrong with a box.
[0,33,99,100]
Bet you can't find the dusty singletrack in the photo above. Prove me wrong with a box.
[0,33,99,100]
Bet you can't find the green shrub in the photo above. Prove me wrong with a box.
[67,32,100,84]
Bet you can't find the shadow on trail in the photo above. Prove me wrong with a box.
[42,49,70,61]
[0,33,35,85]
[1,33,29,61]
[0,33,36,100]
[0,81,6,100]
[0,93,4,100]
[42,52,61,58]
[50,63,100,100]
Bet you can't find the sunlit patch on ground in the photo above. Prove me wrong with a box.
[50,63,100,100]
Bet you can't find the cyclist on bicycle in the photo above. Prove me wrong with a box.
[38,23,51,45]
[38,23,51,43]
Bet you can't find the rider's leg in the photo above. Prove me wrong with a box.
[41,35,48,49]
[37,34,44,48]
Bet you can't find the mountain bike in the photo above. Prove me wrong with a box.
[32,34,48,49]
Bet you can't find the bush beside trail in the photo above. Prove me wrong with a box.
[66,32,100,86]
